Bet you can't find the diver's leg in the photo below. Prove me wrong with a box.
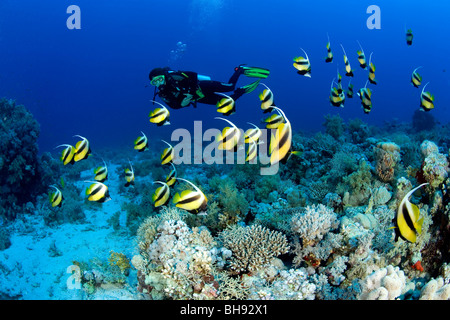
[227,67,243,88]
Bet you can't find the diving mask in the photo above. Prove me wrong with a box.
[151,75,165,87]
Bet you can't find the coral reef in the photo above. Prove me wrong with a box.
[0,99,41,220]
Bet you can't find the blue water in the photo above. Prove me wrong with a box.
[0,0,449,153]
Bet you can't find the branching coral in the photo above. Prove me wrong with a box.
[219,224,289,275]
[291,204,339,246]
[290,204,341,267]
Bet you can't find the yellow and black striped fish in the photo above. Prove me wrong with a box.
[263,113,284,129]
[244,122,262,144]
[215,117,241,151]
[165,163,177,187]
[246,137,258,162]
[392,183,428,243]
[269,107,301,165]
[94,160,108,182]
[367,52,377,85]
[56,144,75,166]
[330,87,345,108]
[406,28,413,46]
[215,92,236,116]
[134,131,148,152]
[172,178,208,215]
[84,181,111,202]
[329,78,345,108]
[420,82,435,112]
[49,185,63,208]
[124,161,135,187]
[259,83,275,113]
[149,100,170,126]
[325,34,333,63]
[152,181,170,207]
[356,41,368,69]
[346,82,354,98]
[357,83,373,114]
[293,48,311,78]
[411,66,423,88]
[340,44,354,77]
[160,140,174,165]
[73,135,92,162]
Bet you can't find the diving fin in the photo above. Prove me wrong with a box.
[238,65,270,79]
[240,79,261,94]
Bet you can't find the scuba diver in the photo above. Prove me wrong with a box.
[149,65,270,109]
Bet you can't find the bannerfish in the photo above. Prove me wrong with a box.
[420,82,435,112]
[56,144,75,166]
[149,100,170,126]
[152,181,170,207]
[340,44,354,77]
[215,117,241,151]
[293,48,311,77]
[406,28,413,46]
[368,52,377,85]
[259,83,275,113]
[165,162,177,187]
[84,181,111,203]
[325,33,333,63]
[346,82,354,98]
[357,81,373,114]
[356,41,368,69]
[73,135,91,162]
[263,113,284,129]
[134,131,149,152]
[411,66,423,88]
[244,122,263,144]
[269,107,301,165]
[49,185,63,208]
[124,160,135,187]
[94,159,108,182]
[392,183,428,243]
[160,140,174,165]
[172,178,208,215]
[215,92,236,116]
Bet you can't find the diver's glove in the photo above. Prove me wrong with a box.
[181,93,194,107]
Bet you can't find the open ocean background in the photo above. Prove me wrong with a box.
[0,0,449,154]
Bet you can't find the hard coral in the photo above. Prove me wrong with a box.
[374,142,401,182]
[219,224,289,275]
[359,265,406,300]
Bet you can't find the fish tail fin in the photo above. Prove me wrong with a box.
[173,192,181,204]
[415,216,424,235]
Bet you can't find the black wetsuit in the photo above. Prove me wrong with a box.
[155,69,243,109]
